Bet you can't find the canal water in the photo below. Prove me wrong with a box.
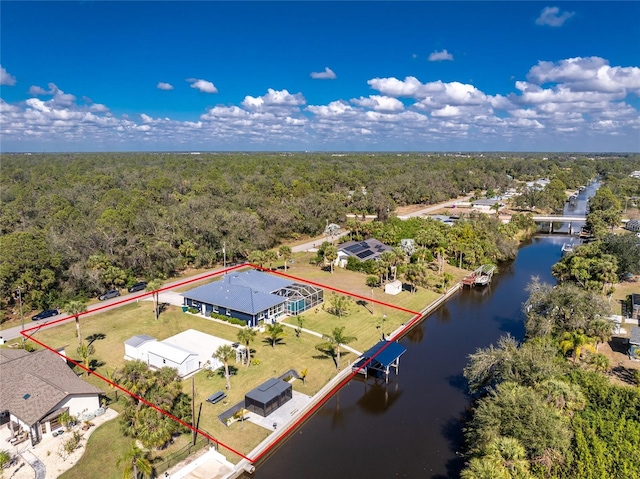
[252,183,598,478]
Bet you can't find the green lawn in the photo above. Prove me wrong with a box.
[32,257,469,472]
[59,417,130,479]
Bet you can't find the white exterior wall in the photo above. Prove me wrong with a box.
[124,341,155,362]
[147,351,198,377]
[385,281,402,295]
[54,394,101,419]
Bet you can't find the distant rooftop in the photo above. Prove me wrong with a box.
[338,238,392,261]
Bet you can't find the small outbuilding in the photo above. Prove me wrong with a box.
[147,342,199,377]
[244,378,292,417]
[124,335,156,362]
[384,280,402,296]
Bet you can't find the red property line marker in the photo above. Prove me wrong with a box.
[21,263,433,465]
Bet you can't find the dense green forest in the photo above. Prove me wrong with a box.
[461,238,640,478]
[1,152,637,313]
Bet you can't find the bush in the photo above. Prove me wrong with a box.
[207,312,247,327]
[283,375,293,382]
[251,358,261,366]
[187,307,199,314]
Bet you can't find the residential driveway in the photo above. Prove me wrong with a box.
[141,291,185,307]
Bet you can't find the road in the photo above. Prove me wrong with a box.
[0,265,241,342]
[291,231,351,253]
[395,195,473,219]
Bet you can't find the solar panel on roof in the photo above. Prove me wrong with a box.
[356,250,374,259]
[346,244,366,254]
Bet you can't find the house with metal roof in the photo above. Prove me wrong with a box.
[183,270,323,327]
[244,378,292,417]
[0,349,102,445]
[629,326,640,360]
[336,238,393,267]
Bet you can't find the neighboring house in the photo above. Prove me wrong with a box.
[471,199,505,211]
[632,293,640,321]
[124,334,199,377]
[337,238,393,268]
[183,270,323,327]
[0,349,102,445]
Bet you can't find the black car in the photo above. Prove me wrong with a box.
[32,308,59,321]
[98,289,121,301]
[128,281,147,293]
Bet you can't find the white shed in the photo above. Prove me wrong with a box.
[385,280,403,295]
[146,342,199,377]
[124,335,156,362]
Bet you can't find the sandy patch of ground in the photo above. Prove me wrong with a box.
[2,408,118,479]
[599,338,640,386]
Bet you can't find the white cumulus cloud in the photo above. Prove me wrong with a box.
[310,67,337,80]
[428,49,454,62]
[187,79,218,94]
[351,95,404,112]
[535,6,575,27]
[0,66,16,86]
[157,82,174,91]
[241,89,306,110]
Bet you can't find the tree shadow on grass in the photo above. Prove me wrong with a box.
[261,338,286,348]
[86,333,106,345]
[209,365,239,379]
[314,345,337,368]
[89,358,105,370]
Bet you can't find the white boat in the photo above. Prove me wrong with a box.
[561,243,574,255]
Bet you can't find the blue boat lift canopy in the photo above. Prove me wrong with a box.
[352,340,407,382]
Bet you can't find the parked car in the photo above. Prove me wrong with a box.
[128,281,148,293]
[32,308,59,321]
[98,289,120,301]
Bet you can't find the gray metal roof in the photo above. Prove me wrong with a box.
[245,378,292,404]
[124,334,156,347]
[630,326,640,345]
[183,272,288,315]
[225,269,293,292]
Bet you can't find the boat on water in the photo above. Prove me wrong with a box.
[561,243,575,255]
[578,185,586,192]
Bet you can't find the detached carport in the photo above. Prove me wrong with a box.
[244,378,292,417]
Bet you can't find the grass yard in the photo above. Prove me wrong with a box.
[30,301,343,463]
[59,417,130,479]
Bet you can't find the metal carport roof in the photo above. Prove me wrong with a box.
[360,341,407,368]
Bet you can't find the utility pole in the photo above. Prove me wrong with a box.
[16,287,24,345]
[223,241,227,269]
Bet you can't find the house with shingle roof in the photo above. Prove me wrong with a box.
[0,348,102,445]
[182,270,323,327]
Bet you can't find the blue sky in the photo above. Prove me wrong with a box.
[1,1,639,152]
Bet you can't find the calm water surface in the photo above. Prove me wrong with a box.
[252,183,598,478]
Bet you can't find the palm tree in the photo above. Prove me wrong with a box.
[76,341,95,375]
[145,279,163,321]
[106,367,119,400]
[484,436,532,478]
[264,250,278,270]
[559,330,596,363]
[264,322,286,348]
[214,345,234,390]
[236,327,257,366]
[323,244,338,273]
[588,318,614,351]
[248,250,265,268]
[435,246,446,276]
[279,245,292,271]
[120,360,154,407]
[461,457,510,479]
[318,326,357,370]
[65,300,87,347]
[118,441,152,479]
